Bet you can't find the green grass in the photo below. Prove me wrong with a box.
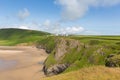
[0,28,49,39]
[61,47,84,64]
[0,28,50,45]
[36,36,56,53]
[44,50,57,68]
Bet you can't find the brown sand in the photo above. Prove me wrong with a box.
[0,46,48,80]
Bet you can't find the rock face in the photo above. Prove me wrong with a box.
[55,38,80,61]
[105,54,120,67]
[36,45,51,53]
[55,39,67,61]
[43,64,69,76]
[43,38,82,76]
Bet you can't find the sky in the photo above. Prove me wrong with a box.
[0,0,120,35]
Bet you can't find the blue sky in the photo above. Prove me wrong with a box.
[0,0,120,35]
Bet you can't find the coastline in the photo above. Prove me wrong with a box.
[0,46,48,80]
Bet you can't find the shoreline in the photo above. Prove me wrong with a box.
[0,46,48,80]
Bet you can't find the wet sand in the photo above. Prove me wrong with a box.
[0,46,48,80]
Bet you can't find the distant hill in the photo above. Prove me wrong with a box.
[0,28,50,40]
[0,28,50,45]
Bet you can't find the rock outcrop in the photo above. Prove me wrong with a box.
[55,38,81,61]
[43,38,82,76]
[105,54,120,67]
[43,64,69,76]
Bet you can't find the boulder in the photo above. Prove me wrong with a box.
[105,54,120,67]
[43,64,69,76]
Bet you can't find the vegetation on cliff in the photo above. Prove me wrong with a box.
[41,36,120,76]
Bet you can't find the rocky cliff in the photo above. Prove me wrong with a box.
[43,38,83,76]
[37,37,120,76]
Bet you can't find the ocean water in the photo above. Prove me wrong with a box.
[0,59,17,71]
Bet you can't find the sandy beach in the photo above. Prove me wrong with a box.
[0,46,48,80]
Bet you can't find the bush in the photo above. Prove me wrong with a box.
[89,40,100,45]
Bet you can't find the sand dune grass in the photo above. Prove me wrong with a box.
[42,66,120,80]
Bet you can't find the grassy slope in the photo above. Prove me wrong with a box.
[64,36,120,72]
[43,36,120,73]
[0,28,50,45]
[42,66,120,80]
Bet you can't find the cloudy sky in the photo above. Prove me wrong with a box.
[0,0,120,35]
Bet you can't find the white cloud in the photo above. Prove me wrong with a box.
[65,26,84,34]
[55,0,120,20]
[0,21,85,35]
[38,20,85,35]
[84,30,101,35]
[18,26,29,30]
[18,8,30,20]
[43,19,51,27]
[53,26,85,35]
[17,22,42,30]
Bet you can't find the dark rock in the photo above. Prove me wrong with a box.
[46,50,51,54]
[36,45,51,53]
[105,54,120,67]
[107,54,115,58]
[43,64,69,76]
[36,45,42,49]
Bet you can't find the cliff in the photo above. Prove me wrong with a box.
[36,36,120,76]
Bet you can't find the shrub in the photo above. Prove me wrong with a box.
[89,40,100,45]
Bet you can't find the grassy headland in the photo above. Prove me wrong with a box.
[42,36,120,75]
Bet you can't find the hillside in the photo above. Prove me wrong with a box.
[0,28,50,45]
[42,66,120,80]
[0,28,50,39]
[36,36,120,76]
